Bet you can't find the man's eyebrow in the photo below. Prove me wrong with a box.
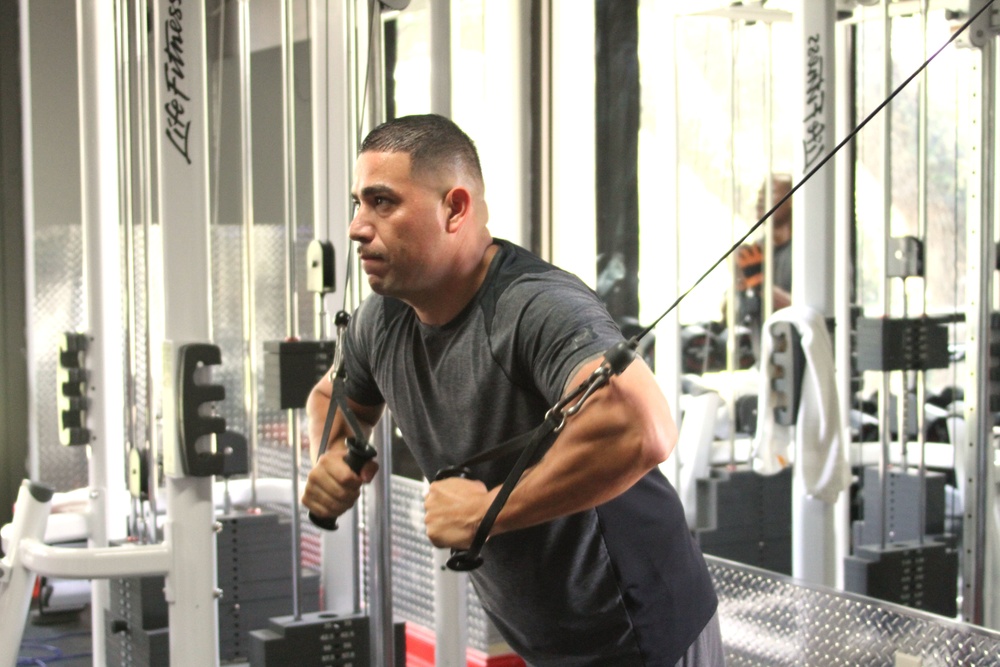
[358,184,396,199]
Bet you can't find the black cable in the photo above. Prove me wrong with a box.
[636,0,996,343]
[327,1,996,574]
[356,0,378,150]
[339,0,378,316]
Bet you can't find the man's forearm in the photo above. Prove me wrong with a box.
[487,358,675,536]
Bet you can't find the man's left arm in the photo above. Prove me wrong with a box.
[423,354,677,549]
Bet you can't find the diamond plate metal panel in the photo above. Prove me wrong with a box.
[243,224,323,565]
[366,474,497,653]
[709,557,1000,666]
[127,222,150,453]
[33,218,149,494]
[383,477,436,629]
[211,224,248,438]
[32,224,88,491]
[370,474,1000,663]
[252,224,292,477]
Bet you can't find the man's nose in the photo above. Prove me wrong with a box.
[349,211,372,242]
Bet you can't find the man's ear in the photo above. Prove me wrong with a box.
[443,186,472,232]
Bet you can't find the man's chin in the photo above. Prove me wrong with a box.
[365,277,389,296]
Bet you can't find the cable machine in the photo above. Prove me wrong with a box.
[5,2,1000,666]
[2,1,224,664]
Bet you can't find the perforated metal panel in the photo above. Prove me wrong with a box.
[127,223,150,455]
[211,224,248,437]
[709,556,1000,666]
[251,223,291,471]
[32,224,88,491]
[369,474,496,652]
[207,223,326,564]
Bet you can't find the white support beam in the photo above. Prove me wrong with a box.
[552,0,596,285]
[962,23,1000,630]
[307,0,361,617]
[152,0,221,663]
[832,6,855,592]
[792,0,842,589]
[475,0,531,248]
[425,3,472,665]
[75,1,128,662]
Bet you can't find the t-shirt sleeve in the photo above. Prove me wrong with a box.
[342,297,386,407]
[499,271,623,406]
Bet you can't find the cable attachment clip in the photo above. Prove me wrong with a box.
[433,337,640,571]
[546,338,639,432]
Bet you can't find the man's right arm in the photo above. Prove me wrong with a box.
[301,368,384,521]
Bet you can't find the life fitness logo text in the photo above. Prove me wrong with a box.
[162,0,192,165]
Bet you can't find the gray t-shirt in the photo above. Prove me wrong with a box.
[343,240,717,666]
[772,240,792,292]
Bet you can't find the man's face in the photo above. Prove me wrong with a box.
[349,151,451,301]
[756,179,792,247]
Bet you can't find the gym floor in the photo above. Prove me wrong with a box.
[18,604,92,667]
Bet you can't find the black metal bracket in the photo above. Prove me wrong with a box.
[769,321,805,427]
[176,343,227,477]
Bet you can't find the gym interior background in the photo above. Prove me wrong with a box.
[2,0,1000,665]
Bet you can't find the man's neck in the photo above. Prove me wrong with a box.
[412,240,498,326]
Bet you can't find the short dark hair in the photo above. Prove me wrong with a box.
[360,114,484,187]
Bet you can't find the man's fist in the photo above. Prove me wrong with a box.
[735,243,763,290]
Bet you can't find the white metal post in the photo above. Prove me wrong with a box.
[552,0,596,286]
[308,0,360,616]
[426,1,471,664]
[962,3,1000,628]
[832,9,854,592]
[0,482,54,667]
[76,2,129,662]
[983,36,1000,632]
[17,0,39,485]
[359,3,397,662]
[477,0,531,248]
[792,0,841,588]
[152,0,221,663]
[236,0,260,514]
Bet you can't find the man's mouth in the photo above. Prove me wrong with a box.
[358,251,385,273]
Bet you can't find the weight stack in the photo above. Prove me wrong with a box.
[104,512,320,665]
[846,465,958,616]
[248,612,406,666]
[844,540,958,617]
[263,340,335,410]
[852,466,947,545]
[696,465,792,575]
[216,512,321,661]
[105,576,169,667]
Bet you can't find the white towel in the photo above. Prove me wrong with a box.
[752,306,850,504]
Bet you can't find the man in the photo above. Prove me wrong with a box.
[301,114,723,666]
[734,174,794,321]
[715,174,793,370]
